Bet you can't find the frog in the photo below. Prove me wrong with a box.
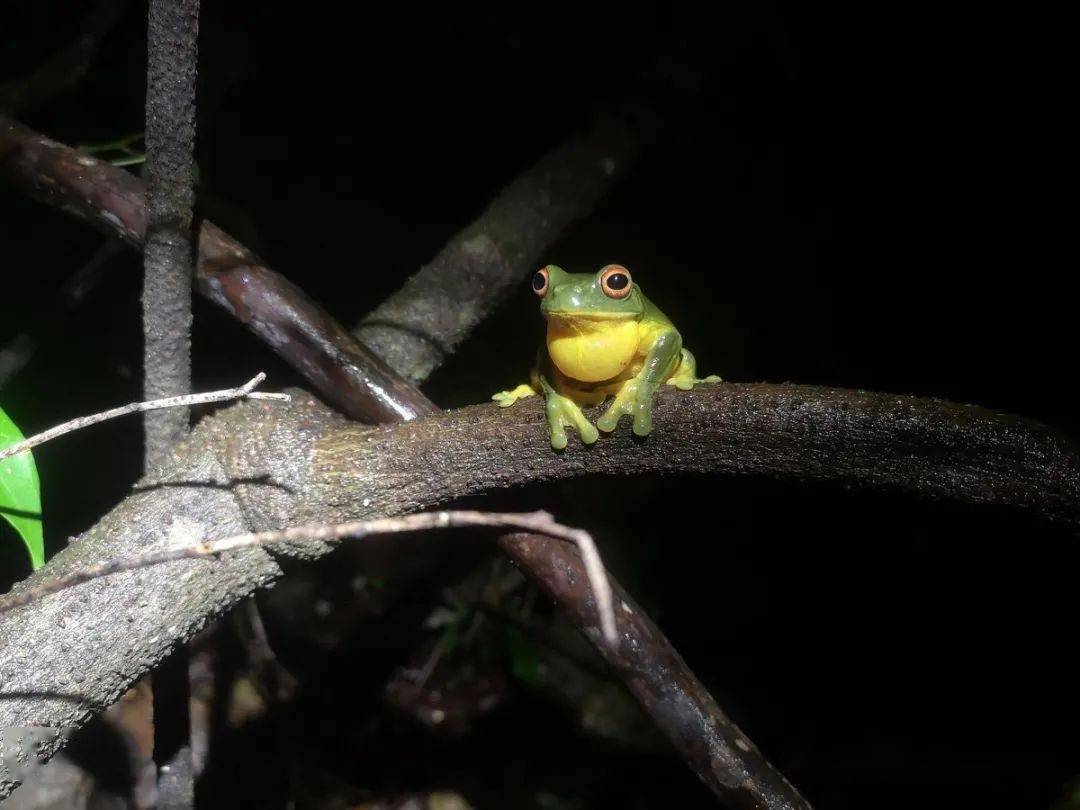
[492,263,721,449]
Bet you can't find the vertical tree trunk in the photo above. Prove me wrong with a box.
[143,0,200,806]
[143,0,198,468]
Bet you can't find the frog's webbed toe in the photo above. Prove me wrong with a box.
[666,349,722,391]
[492,384,537,408]
[545,393,598,449]
[668,373,722,391]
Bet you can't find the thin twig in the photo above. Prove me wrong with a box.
[0,373,288,463]
[0,510,617,644]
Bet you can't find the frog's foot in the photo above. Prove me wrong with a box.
[667,372,723,391]
[667,349,722,390]
[597,379,654,437]
[545,393,599,450]
[492,383,537,408]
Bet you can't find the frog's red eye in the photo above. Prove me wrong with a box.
[599,264,632,299]
[532,267,550,297]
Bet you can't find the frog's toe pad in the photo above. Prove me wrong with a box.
[596,411,621,433]
[578,421,599,445]
[632,411,653,437]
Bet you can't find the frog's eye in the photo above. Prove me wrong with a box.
[599,264,633,299]
[532,267,550,297]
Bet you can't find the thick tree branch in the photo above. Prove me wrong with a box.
[355,107,656,381]
[2,385,1075,802]
[314,385,1080,525]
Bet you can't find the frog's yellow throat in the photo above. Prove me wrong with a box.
[544,312,640,383]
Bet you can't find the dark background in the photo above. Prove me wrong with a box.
[1,3,1076,808]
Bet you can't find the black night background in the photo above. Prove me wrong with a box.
[1,4,1075,809]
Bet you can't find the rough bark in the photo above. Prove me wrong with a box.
[311,385,1080,526]
[354,107,656,382]
[141,0,198,472]
[2,384,1077,801]
[141,2,201,803]
[141,0,199,466]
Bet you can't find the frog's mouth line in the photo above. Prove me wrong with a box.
[543,310,637,322]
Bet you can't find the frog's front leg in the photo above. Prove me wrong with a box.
[537,373,599,450]
[597,329,682,437]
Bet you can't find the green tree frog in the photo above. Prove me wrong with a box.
[493,264,721,449]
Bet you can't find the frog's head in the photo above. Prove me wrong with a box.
[533,264,645,382]
[534,264,644,322]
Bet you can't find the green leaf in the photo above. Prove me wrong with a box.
[0,406,44,569]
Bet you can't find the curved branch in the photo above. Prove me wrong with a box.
[316,384,1080,525]
[2,385,1075,802]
